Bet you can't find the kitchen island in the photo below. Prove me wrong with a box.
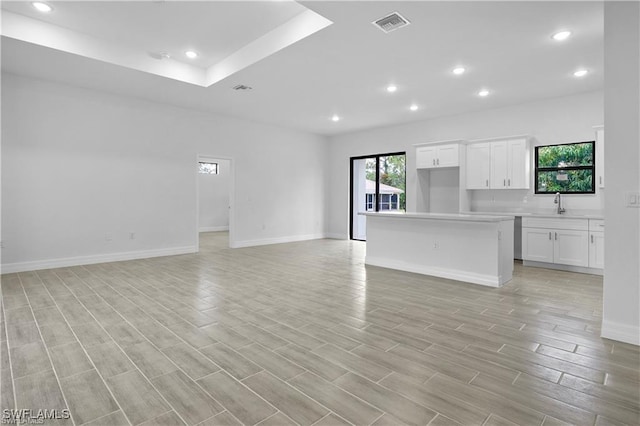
[361,212,514,287]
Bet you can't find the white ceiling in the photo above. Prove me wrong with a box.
[1,1,603,136]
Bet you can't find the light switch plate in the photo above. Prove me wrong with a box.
[625,191,640,207]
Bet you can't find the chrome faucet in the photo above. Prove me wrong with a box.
[554,192,565,214]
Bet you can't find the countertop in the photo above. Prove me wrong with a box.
[461,211,604,220]
[359,211,515,222]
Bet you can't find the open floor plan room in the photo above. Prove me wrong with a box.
[2,233,639,426]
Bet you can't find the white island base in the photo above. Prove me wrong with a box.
[362,212,515,287]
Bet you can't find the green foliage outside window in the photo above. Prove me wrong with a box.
[535,141,595,194]
[365,155,406,210]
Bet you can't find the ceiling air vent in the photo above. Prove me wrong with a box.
[373,12,410,33]
[232,84,253,91]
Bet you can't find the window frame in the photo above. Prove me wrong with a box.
[534,140,596,195]
[198,162,219,175]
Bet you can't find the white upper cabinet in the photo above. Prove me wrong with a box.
[466,137,530,189]
[465,142,491,189]
[595,126,604,188]
[416,143,459,169]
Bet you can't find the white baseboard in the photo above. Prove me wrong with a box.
[230,233,325,249]
[365,256,502,288]
[601,319,640,346]
[523,260,603,276]
[1,246,198,274]
[324,233,348,240]
[199,226,229,233]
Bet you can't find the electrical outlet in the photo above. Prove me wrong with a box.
[129,232,136,240]
[433,242,439,249]
[105,233,113,241]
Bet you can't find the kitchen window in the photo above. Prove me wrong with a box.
[535,141,595,194]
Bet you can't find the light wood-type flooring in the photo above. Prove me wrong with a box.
[1,232,639,426]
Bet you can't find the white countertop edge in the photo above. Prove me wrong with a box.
[461,211,604,220]
[359,212,515,222]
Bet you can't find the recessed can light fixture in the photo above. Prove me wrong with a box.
[185,50,198,59]
[331,114,341,122]
[386,85,398,93]
[552,30,572,41]
[410,104,419,111]
[573,69,588,77]
[452,67,466,75]
[32,2,53,12]
[478,89,490,97]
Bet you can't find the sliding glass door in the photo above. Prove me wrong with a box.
[350,152,406,241]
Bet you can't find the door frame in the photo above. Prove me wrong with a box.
[195,155,235,250]
[349,151,405,241]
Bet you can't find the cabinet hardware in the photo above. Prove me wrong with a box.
[437,158,440,165]
[591,234,594,243]
[486,179,489,187]
[555,232,558,240]
[503,179,506,187]
[599,176,602,185]
[433,159,436,166]
[549,232,552,240]
[508,179,511,186]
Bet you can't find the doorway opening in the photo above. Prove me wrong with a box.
[196,155,234,249]
[350,152,406,241]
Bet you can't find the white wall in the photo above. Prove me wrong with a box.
[1,74,328,272]
[327,91,604,238]
[602,2,640,345]
[198,158,230,232]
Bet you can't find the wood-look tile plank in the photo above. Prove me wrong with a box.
[83,410,130,426]
[243,371,328,426]
[162,343,220,380]
[275,344,347,382]
[198,370,277,425]
[199,343,262,380]
[60,369,120,425]
[85,341,135,378]
[289,372,383,425]
[123,341,178,379]
[50,342,94,378]
[379,372,489,425]
[151,370,223,426]
[10,341,52,378]
[106,370,170,425]
[14,370,71,425]
[237,343,305,381]
[333,372,437,425]
[312,344,392,382]
[427,373,546,426]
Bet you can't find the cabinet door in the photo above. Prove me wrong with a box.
[490,141,508,188]
[436,144,459,167]
[595,128,604,188]
[466,143,491,189]
[589,231,605,269]
[416,146,437,169]
[553,230,589,267]
[522,228,554,262]
[507,139,530,189]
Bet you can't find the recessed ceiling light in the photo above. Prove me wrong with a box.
[552,31,572,41]
[478,89,490,97]
[452,67,466,75]
[386,85,397,93]
[410,104,419,111]
[32,2,53,12]
[331,114,341,122]
[573,69,588,77]
[185,50,198,59]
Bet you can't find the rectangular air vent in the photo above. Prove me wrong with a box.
[373,12,410,33]
[232,84,252,90]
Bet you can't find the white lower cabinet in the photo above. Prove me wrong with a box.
[588,219,605,269]
[522,218,590,268]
